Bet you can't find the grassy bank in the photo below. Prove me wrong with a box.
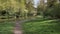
[0,21,15,34]
[23,19,60,34]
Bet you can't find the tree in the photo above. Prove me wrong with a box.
[37,0,47,18]
[25,0,35,17]
[44,0,60,19]
[47,0,59,8]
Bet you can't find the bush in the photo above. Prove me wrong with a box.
[44,4,60,19]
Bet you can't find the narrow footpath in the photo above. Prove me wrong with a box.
[14,20,23,34]
[13,18,36,34]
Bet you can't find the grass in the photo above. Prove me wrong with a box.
[23,18,60,34]
[0,17,60,34]
[0,21,14,34]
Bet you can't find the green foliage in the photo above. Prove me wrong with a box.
[44,4,60,19]
[47,0,58,8]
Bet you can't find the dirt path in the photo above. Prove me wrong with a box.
[14,20,23,34]
[13,20,30,34]
[13,18,36,34]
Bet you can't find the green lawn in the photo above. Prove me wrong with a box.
[23,19,60,34]
[0,18,60,34]
[0,21,14,34]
